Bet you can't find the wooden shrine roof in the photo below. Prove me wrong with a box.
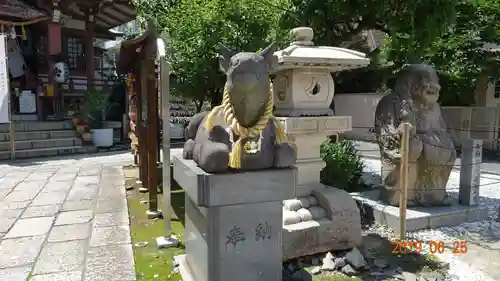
[116,22,160,74]
[115,32,149,74]
[0,0,47,20]
[61,0,136,30]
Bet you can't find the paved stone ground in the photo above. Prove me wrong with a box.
[363,157,500,281]
[0,152,135,281]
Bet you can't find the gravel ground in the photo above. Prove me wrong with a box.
[361,158,500,281]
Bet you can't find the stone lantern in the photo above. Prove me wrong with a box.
[274,27,370,260]
[273,27,370,117]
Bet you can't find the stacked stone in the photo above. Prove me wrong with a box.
[283,197,327,225]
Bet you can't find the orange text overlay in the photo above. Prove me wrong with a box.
[392,240,467,254]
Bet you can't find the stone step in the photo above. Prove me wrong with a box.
[0,146,97,161]
[11,114,38,121]
[0,121,73,133]
[0,130,78,142]
[0,138,83,152]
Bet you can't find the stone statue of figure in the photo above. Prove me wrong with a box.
[374,64,456,207]
[182,43,297,173]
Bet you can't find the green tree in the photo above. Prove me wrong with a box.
[273,0,465,94]
[422,0,500,106]
[275,0,461,59]
[135,0,489,105]
[136,0,280,108]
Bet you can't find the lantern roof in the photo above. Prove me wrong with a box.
[273,27,370,72]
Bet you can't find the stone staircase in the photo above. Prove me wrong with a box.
[0,120,93,161]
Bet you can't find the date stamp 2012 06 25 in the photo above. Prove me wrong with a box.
[392,240,467,254]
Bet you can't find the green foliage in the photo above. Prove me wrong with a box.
[424,0,500,106]
[379,0,500,105]
[320,139,365,192]
[136,0,497,106]
[84,89,110,129]
[277,0,459,56]
[277,0,494,101]
[273,0,462,94]
[136,0,281,106]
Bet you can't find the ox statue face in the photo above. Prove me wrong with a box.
[218,43,277,127]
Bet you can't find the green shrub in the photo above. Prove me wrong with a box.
[320,139,365,192]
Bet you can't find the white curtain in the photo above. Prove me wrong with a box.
[0,35,10,123]
[7,38,26,78]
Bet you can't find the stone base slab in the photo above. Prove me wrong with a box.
[282,218,359,260]
[174,254,196,281]
[352,190,490,233]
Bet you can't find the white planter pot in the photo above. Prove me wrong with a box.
[91,128,114,147]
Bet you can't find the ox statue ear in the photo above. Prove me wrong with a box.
[218,43,235,74]
[259,42,277,72]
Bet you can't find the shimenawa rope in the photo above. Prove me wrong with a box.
[205,82,289,169]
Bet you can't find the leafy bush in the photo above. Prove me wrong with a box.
[84,89,110,129]
[320,139,365,192]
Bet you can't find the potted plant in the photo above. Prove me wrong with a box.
[71,112,84,126]
[83,89,113,147]
[76,123,86,134]
[82,128,93,142]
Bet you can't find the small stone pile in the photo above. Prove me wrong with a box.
[282,246,445,281]
[283,247,369,281]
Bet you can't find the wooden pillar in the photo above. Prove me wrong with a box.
[144,31,160,216]
[46,22,61,119]
[85,10,95,90]
[136,68,146,184]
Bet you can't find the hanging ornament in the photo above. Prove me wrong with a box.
[53,62,70,83]
[9,25,16,39]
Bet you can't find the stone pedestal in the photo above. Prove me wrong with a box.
[277,116,352,196]
[352,190,489,233]
[172,156,295,281]
[278,116,362,260]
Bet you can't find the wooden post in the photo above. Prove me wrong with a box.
[136,66,147,185]
[160,58,170,233]
[147,67,159,216]
[1,34,15,159]
[399,122,410,240]
[144,27,161,218]
[8,96,14,160]
[155,45,179,249]
[85,9,95,90]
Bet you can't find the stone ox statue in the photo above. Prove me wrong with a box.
[374,64,456,207]
[183,43,297,173]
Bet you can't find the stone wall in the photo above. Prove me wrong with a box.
[441,106,499,150]
[334,93,500,150]
[333,93,385,142]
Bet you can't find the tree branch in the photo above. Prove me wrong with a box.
[373,22,391,35]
